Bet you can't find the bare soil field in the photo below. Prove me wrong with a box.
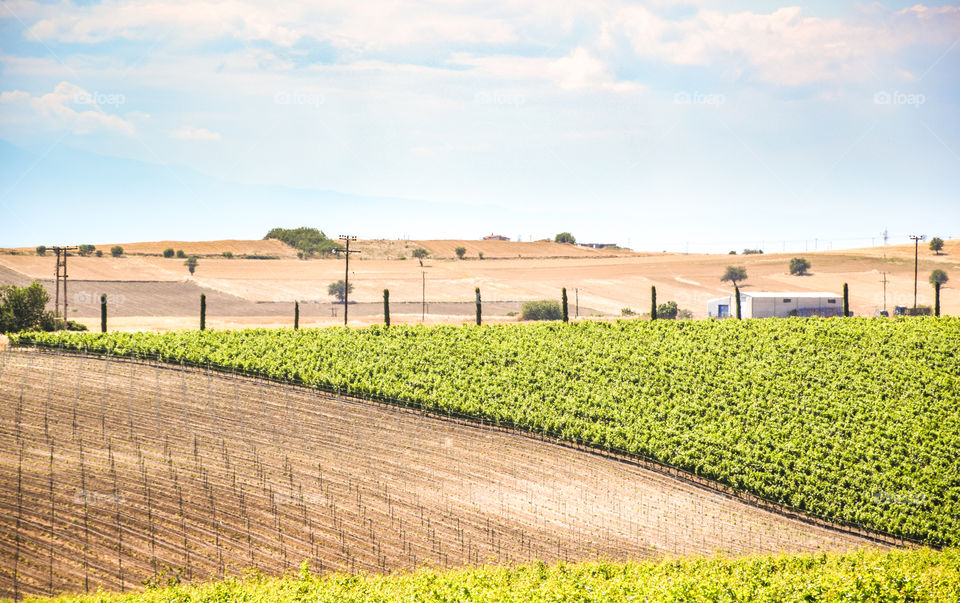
[0,351,885,599]
[1,239,956,329]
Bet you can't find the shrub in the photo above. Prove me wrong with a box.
[621,307,635,316]
[176,249,187,258]
[0,282,54,333]
[412,248,429,260]
[521,300,562,321]
[222,251,234,259]
[789,257,811,275]
[78,244,96,256]
[95,249,103,257]
[110,245,123,257]
[554,232,576,244]
[455,246,467,259]
[35,245,46,256]
[742,248,764,255]
[185,256,199,275]
[657,301,679,319]
[478,252,484,260]
[163,248,175,258]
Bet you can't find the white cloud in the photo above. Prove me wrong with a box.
[453,47,640,92]
[0,81,135,135]
[171,126,221,141]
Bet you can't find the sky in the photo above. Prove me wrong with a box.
[0,0,958,252]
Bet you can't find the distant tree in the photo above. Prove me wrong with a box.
[929,237,944,255]
[222,251,234,259]
[478,252,484,260]
[35,245,46,256]
[520,300,562,321]
[411,248,429,260]
[929,269,949,286]
[455,246,467,259]
[265,227,342,257]
[95,250,103,257]
[163,248,175,258]
[78,244,96,256]
[110,245,124,257]
[742,249,764,255]
[327,280,354,303]
[789,257,811,276]
[185,256,199,275]
[728,250,737,255]
[176,249,187,258]
[554,232,576,244]
[721,265,748,287]
[621,307,636,316]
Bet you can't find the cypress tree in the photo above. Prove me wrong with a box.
[200,294,206,331]
[935,281,941,317]
[383,289,390,327]
[475,287,482,326]
[651,286,657,320]
[294,301,299,330]
[100,294,107,333]
[561,288,569,323]
[843,283,849,317]
[734,284,742,319]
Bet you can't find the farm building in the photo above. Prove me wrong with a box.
[483,234,510,241]
[707,291,844,318]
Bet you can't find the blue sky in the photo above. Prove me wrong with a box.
[1,0,958,251]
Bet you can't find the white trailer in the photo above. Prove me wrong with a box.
[707,291,843,319]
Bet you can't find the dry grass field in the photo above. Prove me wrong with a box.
[0,350,886,599]
[0,239,956,330]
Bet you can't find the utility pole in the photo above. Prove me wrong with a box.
[575,288,579,318]
[421,271,426,323]
[909,235,925,308]
[336,235,359,326]
[882,229,889,259]
[51,246,78,326]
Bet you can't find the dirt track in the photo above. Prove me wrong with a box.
[0,351,886,599]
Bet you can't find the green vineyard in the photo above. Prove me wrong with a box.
[17,548,960,603]
[14,317,960,545]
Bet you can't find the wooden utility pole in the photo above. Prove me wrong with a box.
[880,272,889,313]
[337,236,359,326]
[51,246,78,326]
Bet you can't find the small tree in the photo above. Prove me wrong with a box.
[111,245,124,257]
[327,280,354,303]
[554,232,576,244]
[78,244,96,256]
[200,293,206,331]
[294,301,299,330]
[383,289,390,327]
[734,284,742,319]
[176,249,187,259]
[929,237,945,255]
[650,285,657,320]
[520,300,562,320]
[475,287,481,326]
[163,248,175,258]
[789,257,811,276]
[843,283,850,317]
[929,269,949,286]
[934,282,941,317]
[36,245,46,256]
[95,249,103,257]
[0,282,54,333]
[185,256,199,275]
[411,248,429,260]
[100,294,107,333]
[657,301,679,320]
[561,288,569,322]
[721,265,747,287]
[455,246,467,260]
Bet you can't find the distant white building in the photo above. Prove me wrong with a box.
[707,291,844,319]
